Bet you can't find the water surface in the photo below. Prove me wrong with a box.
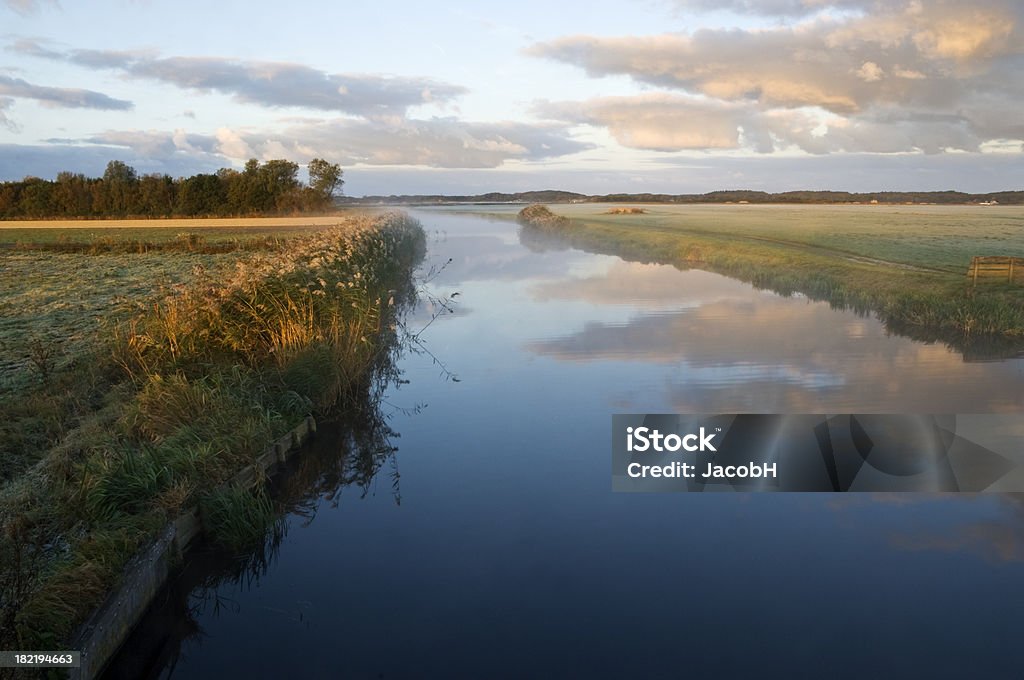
[107,209,1024,679]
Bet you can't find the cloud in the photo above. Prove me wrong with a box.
[535,94,986,154]
[0,143,225,180]
[218,117,590,168]
[0,74,132,110]
[4,40,586,169]
[4,139,1021,192]
[525,269,1023,411]
[526,1,1024,155]
[0,97,15,131]
[535,94,756,150]
[669,0,873,16]
[79,129,220,158]
[3,0,58,15]
[855,61,884,82]
[12,41,467,117]
[9,115,588,180]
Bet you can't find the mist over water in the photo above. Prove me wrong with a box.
[107,209,1024,679]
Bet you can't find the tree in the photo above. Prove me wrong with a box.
[102,160,139,216]
[19,177,55,218]
[138,173,175,217]
[259,159,300,212]
[175,174,225,216]
[308,158,343,208]
[54,172,92,216]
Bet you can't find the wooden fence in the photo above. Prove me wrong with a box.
[967,256,1024,285]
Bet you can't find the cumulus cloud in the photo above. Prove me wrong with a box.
[0,74,132,110]
[535,93,987,155]
[12,41,467,117]
[535,94,758,151]
[527,0,1024,155]
[80,129,220,158]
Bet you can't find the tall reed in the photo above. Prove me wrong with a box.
[0,212,426,652]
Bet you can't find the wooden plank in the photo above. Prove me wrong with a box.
[966,256,1023,285]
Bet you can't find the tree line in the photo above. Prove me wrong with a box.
[0,158,343,219]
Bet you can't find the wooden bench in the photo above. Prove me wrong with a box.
[967,256,1023,285]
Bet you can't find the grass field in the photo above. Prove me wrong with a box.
[0,215,394,391]
[1,250,246,391]
[517,203,1024,271]
[0,213,425,654]
[510,203,1024,351]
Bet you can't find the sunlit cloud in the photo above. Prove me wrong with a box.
[527,278,1023,412]
[1,1,1021,189]
[527,0,1024,155]
[535,94,755,151]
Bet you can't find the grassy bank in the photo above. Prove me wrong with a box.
[515,204,1024,354]
[0,212,425,654]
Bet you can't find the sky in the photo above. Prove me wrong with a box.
[1,0,1022,195]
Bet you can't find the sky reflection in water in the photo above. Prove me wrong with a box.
[124,210,1024,679]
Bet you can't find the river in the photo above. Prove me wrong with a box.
[105,207,1024,678]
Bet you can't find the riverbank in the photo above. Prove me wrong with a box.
[89,208,1024,678]
[514,204,1024,352]
[0,212,425,660]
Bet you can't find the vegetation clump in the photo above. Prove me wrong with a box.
[0,212,425,652]
[604,207,646,215]
[516,204,571,229]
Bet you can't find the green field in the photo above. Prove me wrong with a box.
[509,204,1024,353]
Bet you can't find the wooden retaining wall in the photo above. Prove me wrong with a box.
[67,415,317,680]
[967,256,1024,285]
